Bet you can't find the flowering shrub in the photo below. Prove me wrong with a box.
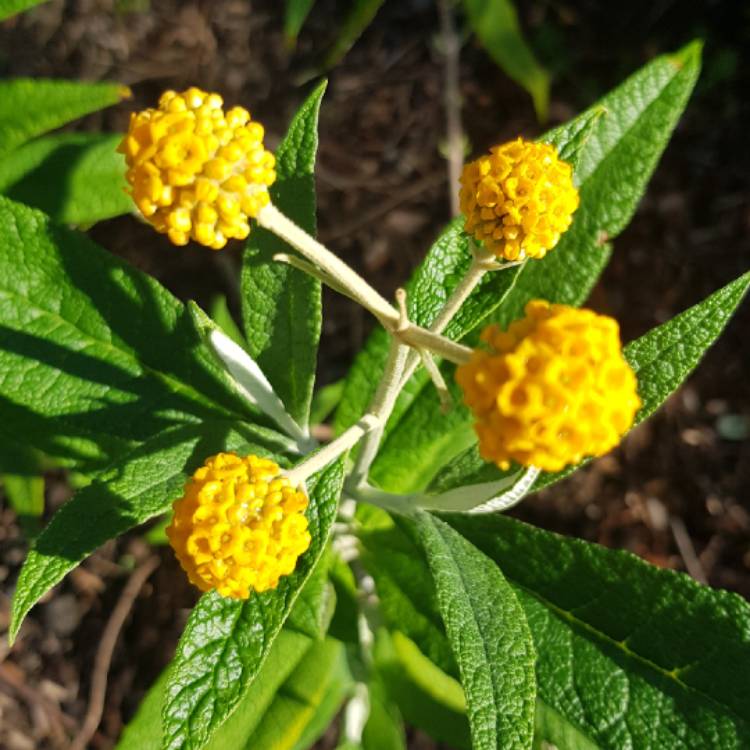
[1,31,750,750]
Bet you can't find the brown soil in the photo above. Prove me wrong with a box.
[0,1,748,748]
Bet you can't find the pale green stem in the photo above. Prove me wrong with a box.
[285,413,380,487]
[348,333,410,488]
[258,202,472,365]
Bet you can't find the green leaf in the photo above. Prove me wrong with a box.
[284,0,315,46]
[0,0,48,21]
[361,672,406,750]
[445,513,750,748]
[430,270,750,494]
[2,473,44,538]
[309,380,344,425]
[322,0,385,70]
[241,81,326,429]
[413,511,536,750]
[9,421,280,643]
[375,630,470,749]
[0,79,129,157]
[245,637,350,750]
[359,515,457,676]
[116,670,169,750]
[462,0,550,121]
[367,41,703,492]
[0,195,262,474]
[208,295,245,347]
[0,133,131,224]
[117,564,335,750]
[161,458,344,750]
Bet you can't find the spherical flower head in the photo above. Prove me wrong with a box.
[118,87,276,250]
[459,138,579,261]
[456,300,641,473]
[166,453,310,598]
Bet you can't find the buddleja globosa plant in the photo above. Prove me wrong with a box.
[3,36,750,750]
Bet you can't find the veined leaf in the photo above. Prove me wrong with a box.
[116,563,334,750]
[9,421,281,643]
[0,133,131,224]
[161,459,344,750]
[446,513,750,748]
[368,42,702,492]
[0,0,48,22]
[430,270,750,493]
[462,0,549,121]
[0,78,128,157]
[0,195,263,474]
[241,81,326,429]
[414,510,536,750]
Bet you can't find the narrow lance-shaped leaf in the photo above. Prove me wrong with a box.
[430,269,750,493]
[0,78,129,157]
[9,421,283,643]
[284,0,315,46]
[462,0,549,121]
[0,195,261,474]
[445,513,750,749]
[369,42,703,492]
[0,0,48,22]
[241,81,326,429]
[0,133,131,224]
[161,459,345,750]
[413,510,536,750]
[117,560,336,750]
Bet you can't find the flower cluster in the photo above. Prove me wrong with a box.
[460,138,579,261]
[456,300,641,473]
[119,87,276,250]
[166,453,310,598]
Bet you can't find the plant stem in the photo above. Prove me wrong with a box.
[258,202,473,365]
[348,334,410,488]
[285,413,380,487]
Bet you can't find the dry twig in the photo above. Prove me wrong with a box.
[69,556,159,750]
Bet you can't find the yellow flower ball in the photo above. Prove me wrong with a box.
[456,300,641,473]
[166,453,310,598]
[118,87,276,250]
[459,138,579,261]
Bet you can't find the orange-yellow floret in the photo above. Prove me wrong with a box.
[166,453,310,598]
[118,87,276,250]
[456,300,641,473]
[459,138,579,261]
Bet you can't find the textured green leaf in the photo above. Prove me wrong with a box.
[162,459,344,750]
[430,270,750,494]
[0,195,260,473]
[462,0,549,120]
[241,81,326,429]
[0,133,131,224]
[117,564,334,750]
[284,0,315,46]
[322,0,385,70]
[445,513,750,749]
[9,421,279,643]
[0,78,128,157]
[368,42,702,492]
[414,510,536,750]
[0,0,48,22]
[245,637,349,750]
